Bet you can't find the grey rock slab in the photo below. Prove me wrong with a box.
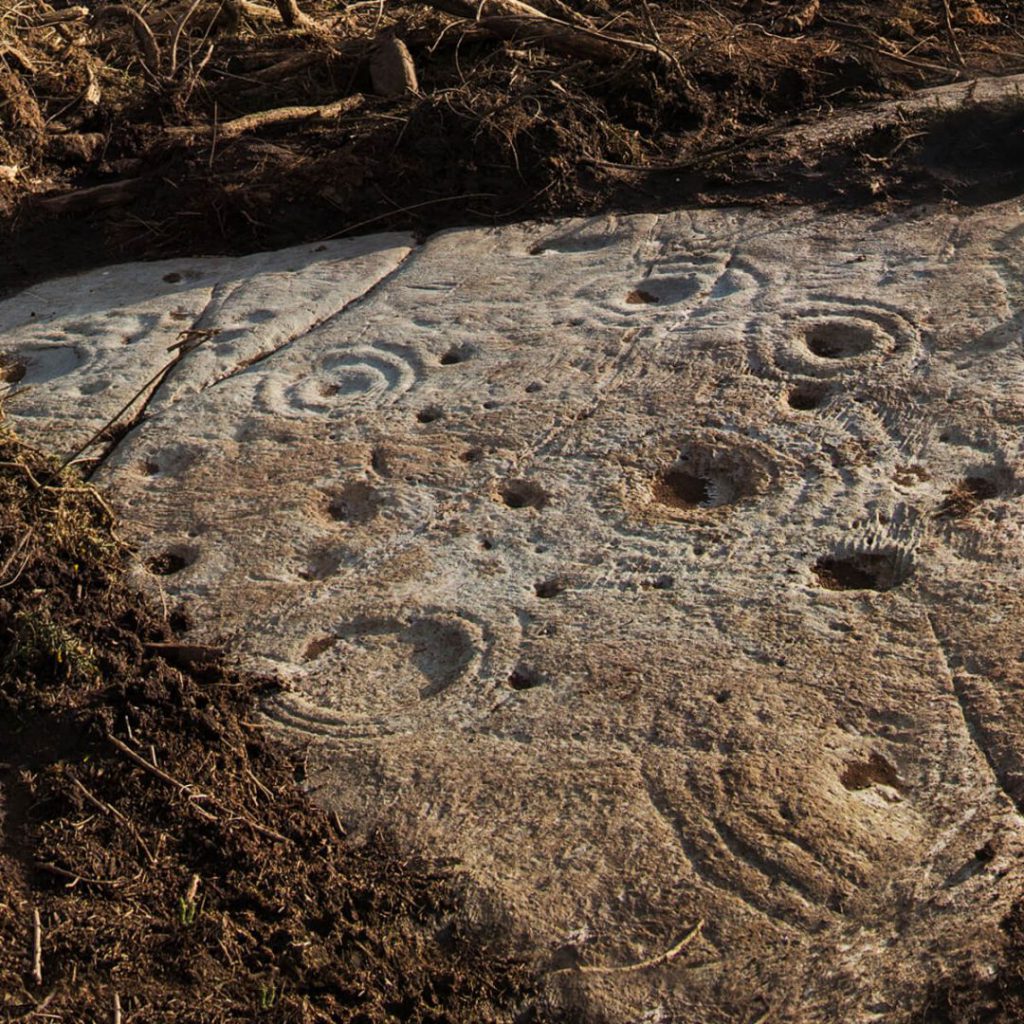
[3,196,1024,1020]
[0,233,413,455]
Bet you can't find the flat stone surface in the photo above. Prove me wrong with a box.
[4,191,1024,1019]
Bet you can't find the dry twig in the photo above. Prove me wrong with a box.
[549,919,704,975]
[36,862,125,887]
[168,94,361,139]
[941,0,966,67]
[30,908,42,987]
[69,772,158,866]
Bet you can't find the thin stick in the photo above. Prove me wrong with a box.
[31,908,42,987]
[60,327,216,472]
[245,766,275,801]
[107,734,219,821]
[32,5,88,24]
[549,919,704,976]
[208,101,219,171]
[11,988,56,1020]
[941,0,965,67]
[69,773,158,866]
[36,862,123,887]
[113,991,122,1024]
[321,192,495,239]
[92,5,161,77]
[230,814,288,843]
[169,0,204,78]
[0,528,33,584]
[107,735,284,840]
[59,357,173,470]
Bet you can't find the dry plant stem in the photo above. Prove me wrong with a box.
[31,908,42,987]
[0,461,42,488]
[112,992,121,1024]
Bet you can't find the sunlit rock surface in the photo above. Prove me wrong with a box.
[3,180,1024,1021]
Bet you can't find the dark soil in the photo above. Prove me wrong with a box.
[0,428,536,1022]
[1,0,1023,293]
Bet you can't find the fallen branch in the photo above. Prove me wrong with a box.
[238,0,282,21]
[144,641,224,669]
[32,5,89,25]
[34,177,147,215]
[243,51,320,82]
[423,0,670,64]
[167,94,361,139]
[274,0,315,29]
[0,45,36,74]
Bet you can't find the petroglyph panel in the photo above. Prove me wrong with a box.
[0,233,412,451]
[3,196,1024,1022]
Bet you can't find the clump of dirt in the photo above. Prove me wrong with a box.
[0,423,537,1021]
[1,0,1023,291]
